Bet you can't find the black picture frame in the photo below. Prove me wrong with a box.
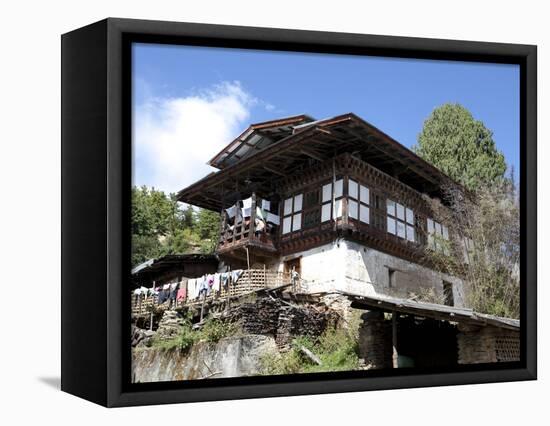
[61,17,537,407]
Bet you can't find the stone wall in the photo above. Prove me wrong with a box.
[132,335,278,382]
[226,296,334,350]
[319,293,354,326]
[457,325,520,364]
[155,310,185,340]
[270,239,466,307]
[357,311,392,369]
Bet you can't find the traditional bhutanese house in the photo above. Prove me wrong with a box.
[177,113,466,306]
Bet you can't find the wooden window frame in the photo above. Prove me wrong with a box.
[427,217,450,252]
[302,188,321,230]
[321,177,344,223]
[347,178,370,224]
[387,199,415,242]
[281,193,304,235]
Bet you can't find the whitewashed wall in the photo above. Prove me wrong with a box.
[274,239,466,307]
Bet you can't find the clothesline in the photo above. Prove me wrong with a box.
[132,270,245,306]
[225,197,280,227]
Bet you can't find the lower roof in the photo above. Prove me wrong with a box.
[131,254,218,276]
[342,291,519,330]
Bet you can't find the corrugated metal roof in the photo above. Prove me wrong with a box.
[208,114,314,169]
[131,254,218,276]
[341,291,519,330]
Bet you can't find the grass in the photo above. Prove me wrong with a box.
[260,326,360,375]
[150,314,240,353]
[148,310,361,376]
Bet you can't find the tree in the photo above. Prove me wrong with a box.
[131,234,162,267]
[415,104,506,191]
[181,204,196,229]
[131,186,177,237]
[423,181,520,318]
[195,208,220,253]
[131,185,220,266]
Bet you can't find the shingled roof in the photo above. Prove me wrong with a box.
[177,113,460,211]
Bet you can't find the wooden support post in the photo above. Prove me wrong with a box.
[342,176,349,225]
[332,158,337,231]
[220,206,227,245]
[245,246,251,292]
[225,266,231,312]
[250,192,257,239]
[392,311,398,368]
[150,281,155,331]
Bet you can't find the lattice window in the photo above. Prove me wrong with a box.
[348,178,370,224]
[282,193,303,234]
[370,192,386,231]
[495,336,520,362]
[387,199,415,242]
[427,218,449,251]
[321,179,344,222]
[302,189,321,230]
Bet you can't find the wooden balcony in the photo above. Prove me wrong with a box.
[216,192,280,263]
[131,269,291,316]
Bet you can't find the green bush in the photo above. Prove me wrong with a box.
[260,326,360,375]
[199,317,239,343]
[150,313,198,353]
[150,315,240,352]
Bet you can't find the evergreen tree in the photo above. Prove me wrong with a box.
[415,103,506,190]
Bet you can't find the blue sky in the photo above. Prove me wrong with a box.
[132,43,519,194]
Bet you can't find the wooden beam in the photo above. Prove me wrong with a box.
[300,148,324,162]
[263,165,286,176]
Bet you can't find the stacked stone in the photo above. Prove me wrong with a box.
[456,324,517,364]
[320,293,353,327]
[275,305,327,350]
[228,297,281,335]
[357,311,392,369]
[155,310,184,340]
[131,325,156,347]
[223,296,331,351]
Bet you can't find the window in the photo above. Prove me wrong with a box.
[371,193,385,230]
[388,268,396,288]
[302,189,321,229]
[427,218,449,252]
[387,199,415,241]
[304,190,319,209]
[443,281,454,306]
[303,209,320,228]
[348,179,370,224]
[321,179,344,222]
[282,194,303,234]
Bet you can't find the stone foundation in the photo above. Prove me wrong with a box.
[155,310,185,340]
[319,293,354,326]
[457,325,520,364]
[358,311,392,369]
[226,296,334,350]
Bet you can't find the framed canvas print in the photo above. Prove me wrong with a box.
[61,18,537,407]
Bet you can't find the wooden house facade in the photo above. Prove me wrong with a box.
[177,113,467,306]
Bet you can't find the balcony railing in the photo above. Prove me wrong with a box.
[131,269,291,316]
[217,192,279,255]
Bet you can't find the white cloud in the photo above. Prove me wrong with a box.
[133,81,258,194]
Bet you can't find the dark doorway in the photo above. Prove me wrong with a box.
[443,281,454,306]
[396,316,458,368]
[284,257,301,275]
